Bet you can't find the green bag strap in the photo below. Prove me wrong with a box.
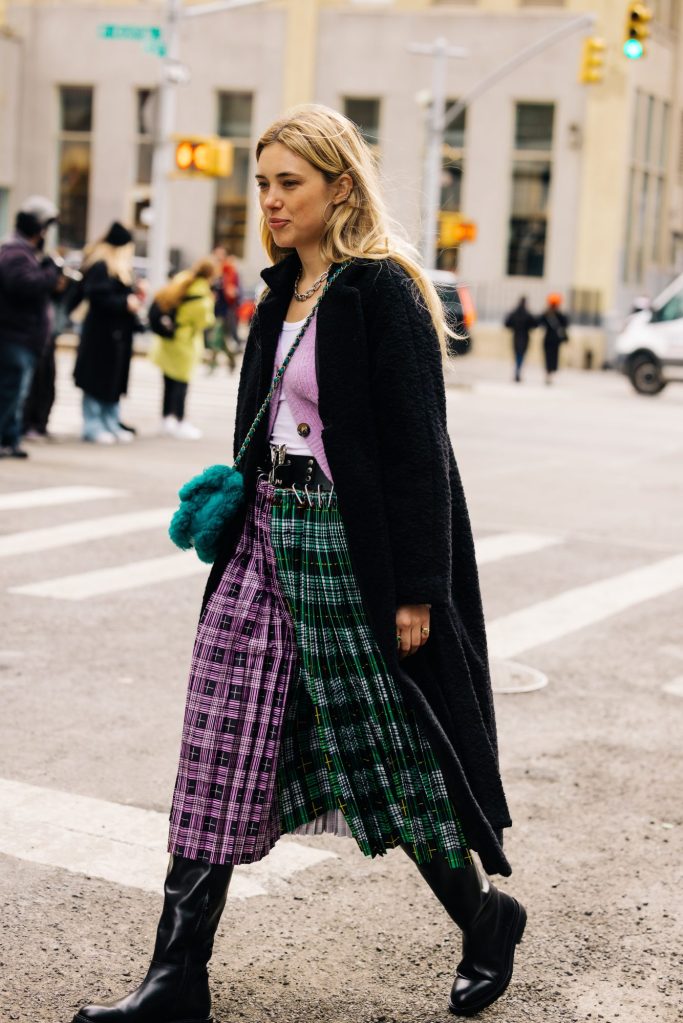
[233,260,350,470]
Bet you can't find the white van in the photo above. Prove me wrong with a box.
[614,274,683,394]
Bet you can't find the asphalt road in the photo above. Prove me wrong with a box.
[0,350,681,1023]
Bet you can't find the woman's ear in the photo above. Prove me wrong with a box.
[332,172,353,206]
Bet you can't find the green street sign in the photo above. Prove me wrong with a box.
[98,24,162,42]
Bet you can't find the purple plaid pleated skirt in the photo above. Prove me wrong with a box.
[168,479,468,868]
[168,483,296,865]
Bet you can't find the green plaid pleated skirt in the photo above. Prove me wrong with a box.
[169,478,469,868]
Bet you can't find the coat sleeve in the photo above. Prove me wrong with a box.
[367,263,454,608]
[1,250,59,301]
[84,262,129,314]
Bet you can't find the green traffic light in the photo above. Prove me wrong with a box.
[624,38,644,59]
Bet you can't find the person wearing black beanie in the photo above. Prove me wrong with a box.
[103,221,134,248]
[73,224,142,444]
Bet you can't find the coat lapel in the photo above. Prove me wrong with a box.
[256,256,300,402]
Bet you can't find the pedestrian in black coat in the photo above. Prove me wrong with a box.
[539,293,570,385]
[0,196,61,457]
[504,296,537,382]
[73,222,142,444]
[74,107,525,1023]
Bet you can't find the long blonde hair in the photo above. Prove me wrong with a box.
[82,240,134,286]
[256,104,449,359]
[154,257,215,313]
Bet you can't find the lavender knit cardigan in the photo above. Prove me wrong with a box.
[266,315,333,481]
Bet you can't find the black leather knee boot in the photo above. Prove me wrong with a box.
[73,856,234,1023]
[403,847,526,1017]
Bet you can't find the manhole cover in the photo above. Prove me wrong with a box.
[491,659,549,695]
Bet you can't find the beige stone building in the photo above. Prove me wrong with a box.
[1,0,681,336]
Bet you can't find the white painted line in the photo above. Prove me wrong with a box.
[662,676,683,698]
[8,553,206,600]
[0,508,174,558]
[0,486,125,512]
[476,532,562,565]
[487,554,683,659]
[0,778,338,897]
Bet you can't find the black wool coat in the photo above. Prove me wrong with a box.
[73,262,137,404]
[202,255,513,876]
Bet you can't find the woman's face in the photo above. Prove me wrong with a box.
[256,142,347,252]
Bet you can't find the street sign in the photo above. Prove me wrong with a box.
[98,24,167,57]
[99,24,161,41]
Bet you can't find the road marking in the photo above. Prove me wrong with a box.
[0,508,174,558]
[5,527,561,600]
[662,676,683,698]
[0,777,337,897]
[0,486,124,512]
[487,554,683,659]
[8,553,206,600]
[476,532,562,564]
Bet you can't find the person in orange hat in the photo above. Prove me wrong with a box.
[539,293,569,385]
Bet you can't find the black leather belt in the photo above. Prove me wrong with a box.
[265,444,333,490]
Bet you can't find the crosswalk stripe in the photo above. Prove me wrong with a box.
[0,508,174,558]
[475,532,562,564]
[0,777,337,897]
[0,486,125,512]
[8,552,205,600]
[487,553,683,659]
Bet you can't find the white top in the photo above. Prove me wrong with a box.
[269,318,315,457]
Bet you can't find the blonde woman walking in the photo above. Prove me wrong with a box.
[73,106,525,1023]
[74,222,141,444]
[149,258,216,440]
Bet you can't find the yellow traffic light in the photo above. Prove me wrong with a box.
[579,37,606,85]
[623,2,652,60]
[439,212,477,248]
[173,136,234,177]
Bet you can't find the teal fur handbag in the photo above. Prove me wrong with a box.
[169,261,350,563]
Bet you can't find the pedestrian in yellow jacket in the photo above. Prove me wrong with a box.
[149,258,216,440]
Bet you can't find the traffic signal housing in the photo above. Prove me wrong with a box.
[439,212,477,248]
[579,36,606,85]
[623,2,652,60]
[173,136,233,177]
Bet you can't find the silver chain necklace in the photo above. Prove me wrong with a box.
[293,266,330,302]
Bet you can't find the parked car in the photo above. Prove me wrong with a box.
[614,274,683,394]
[426,268,476,356]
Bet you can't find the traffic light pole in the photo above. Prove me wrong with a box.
[409,38,467,270]
[147,0,266,294]
[148,0,181,294]
[414,13,595,269]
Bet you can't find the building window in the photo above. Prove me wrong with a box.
[623,90,670,284]
[507,102,554,277]
[136,88,157,186]
[438,103,467,273]
[57,86,93,248]
[214,91,253,257]
[343,97,381,147]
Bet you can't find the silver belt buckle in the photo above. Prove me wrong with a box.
[268,443,287,485]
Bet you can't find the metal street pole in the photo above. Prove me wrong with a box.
[410,14,596,271]
[409,39,467,269]
[147,0,182,293]
[442,13,596,133]
[147,0,267,293]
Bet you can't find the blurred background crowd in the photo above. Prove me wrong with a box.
[1,0,683,457]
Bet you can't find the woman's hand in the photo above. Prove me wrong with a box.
[396,604,431,659]
[127,294,141,315]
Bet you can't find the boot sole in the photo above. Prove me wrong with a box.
[73,1017,212,1023]
[447,899,527,1017]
